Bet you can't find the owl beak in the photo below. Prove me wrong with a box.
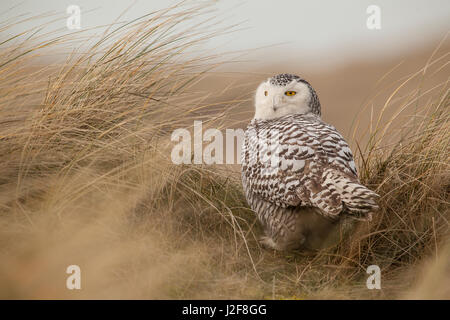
[273,94,283,111]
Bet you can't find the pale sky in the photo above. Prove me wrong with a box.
[2,0,449,68]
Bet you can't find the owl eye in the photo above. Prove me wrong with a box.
[285,91,296,96]
[264,91,268,96]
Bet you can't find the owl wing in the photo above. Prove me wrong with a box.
[242,114,377,219]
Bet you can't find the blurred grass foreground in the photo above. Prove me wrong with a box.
[0,3,448,299]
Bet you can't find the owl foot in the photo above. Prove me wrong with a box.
[259,233,307,251]
[258,236,283,251]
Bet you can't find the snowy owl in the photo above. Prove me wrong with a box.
[241,73,379,251]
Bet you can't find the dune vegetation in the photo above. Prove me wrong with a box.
[0,3,448,299]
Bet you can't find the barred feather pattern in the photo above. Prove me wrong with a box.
[241,113,379,248]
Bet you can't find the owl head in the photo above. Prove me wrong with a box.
[254,73,321,120]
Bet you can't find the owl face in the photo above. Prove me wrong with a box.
[254,74,320,120]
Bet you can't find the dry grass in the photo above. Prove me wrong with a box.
[0,4,449,299]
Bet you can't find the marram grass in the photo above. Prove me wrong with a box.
[0,4,448,299]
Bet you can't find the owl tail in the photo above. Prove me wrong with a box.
[338,181,379,221]
[327,169,380,221]
[304,169,380,221]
